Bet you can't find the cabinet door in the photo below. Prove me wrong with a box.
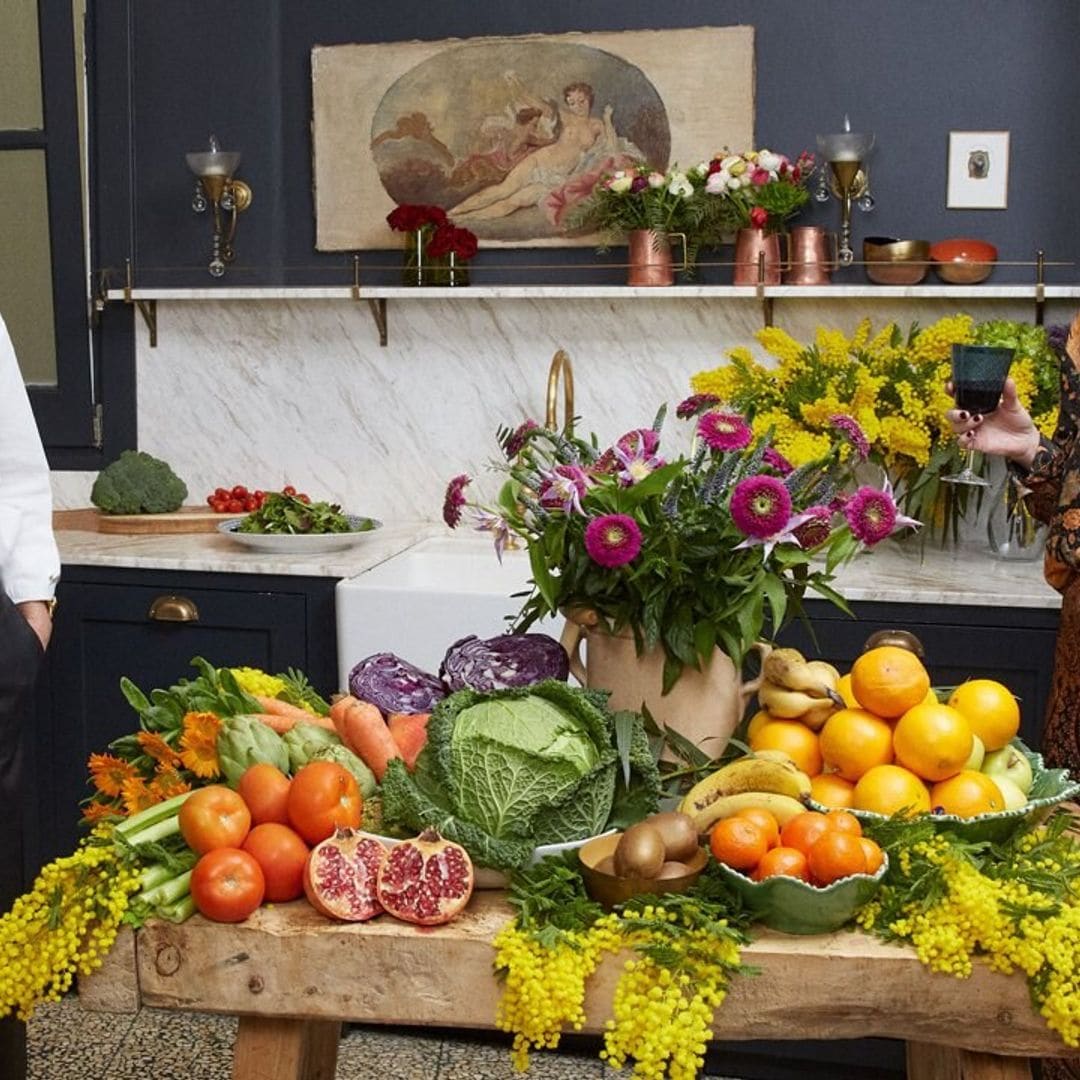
[29,568,337,870]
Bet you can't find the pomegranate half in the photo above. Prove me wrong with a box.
[303,828,387,921]
[376,828,474,926]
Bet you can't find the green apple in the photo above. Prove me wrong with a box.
[963,733,986,773]
[982,745,1034,796]
[987,774,1028,812]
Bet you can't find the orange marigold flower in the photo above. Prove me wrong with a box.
[150,765,191,799]
[81,799,119,825]
[88,753,138,797]
[121,776,157,816]
[179,711,222,779]
[136,730,181,767]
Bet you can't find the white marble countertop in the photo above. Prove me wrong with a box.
[54,521,1060,609]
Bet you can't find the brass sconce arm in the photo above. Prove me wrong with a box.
[187,135,252,277]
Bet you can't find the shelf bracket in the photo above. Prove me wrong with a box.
[1034,249,1046,326]
[120,259,158,347]
[352,255,388,345]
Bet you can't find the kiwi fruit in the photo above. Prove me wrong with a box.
[643,811,699,862]
[655,861,691,879]
[613,823,666,879]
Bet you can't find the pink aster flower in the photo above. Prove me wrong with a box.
[730,475,792,539]
[538,464,590,514]
[442,474,471,529]
[763,446,794,475]
[793,505,833,550]
[830,414,870,461]
[584,514,642,568]
[842,479,920,546]
[676,393,720,420]
[612,441,665,487]
[503,419,539,459]
[472,509,513,562]
[698,410,752,452]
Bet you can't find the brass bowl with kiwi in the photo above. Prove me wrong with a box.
[579,811,706,909]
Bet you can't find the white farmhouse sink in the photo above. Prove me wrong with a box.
[335,535,560,687]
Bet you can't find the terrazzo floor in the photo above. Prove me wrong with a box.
[26,997,745,1079]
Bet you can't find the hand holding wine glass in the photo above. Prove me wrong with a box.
[942,344,1017,485]
[945,375,1041,465]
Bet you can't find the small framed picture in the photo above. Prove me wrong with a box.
[947,130,1010,209]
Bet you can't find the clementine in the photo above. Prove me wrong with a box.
[746,709,773,743]
[809,773,856,809]
[750,720,823,777]
[929,770,1007,818]
[859,837,885,875]
[779,811,831,856]
[808,830,868,886]
[825,810,863,837]
[852,764,931,817]
[892,701,973,782]
[709,817,769,870]
[836,672,860,709]
[850,646,931,719]
[946,679,1021,751]
[818,708,894,782]
[753,846,810,882]
[732,807,780,849]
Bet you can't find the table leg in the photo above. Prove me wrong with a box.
[906,1041,1032,1080]
[232,1016,341,1080]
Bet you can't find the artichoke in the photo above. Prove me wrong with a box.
[282,722,343,773]
[310,744,378,799]
[216,715,291,786]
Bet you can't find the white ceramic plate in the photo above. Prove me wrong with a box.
[216,515,382,553]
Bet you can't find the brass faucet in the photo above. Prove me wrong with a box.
[545,348,575,435]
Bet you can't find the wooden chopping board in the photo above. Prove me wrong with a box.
[54,507,235,535]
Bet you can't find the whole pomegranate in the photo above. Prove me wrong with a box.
[303,828,387,922]
[376,828,474,926]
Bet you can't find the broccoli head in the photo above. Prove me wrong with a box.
[90,450,188,514]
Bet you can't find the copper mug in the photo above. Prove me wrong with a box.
[732,228,784,285]
[785,226,837,285]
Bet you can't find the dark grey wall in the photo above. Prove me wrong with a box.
[91,0,1080,287]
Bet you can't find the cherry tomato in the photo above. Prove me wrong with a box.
[242,497,257,512]
[190,848,265,922]
[236,763,292,825]
[179,785,252,854]
[298,493,311,504]
[206,495,217,507]
[231,484,248,499]
[214,487,229,499]
[241,823,309,902]
[227,499,244,513]
[253,490,265,504]
[286,761,362,846]
[282,485,297,496]
[211,498,229,513]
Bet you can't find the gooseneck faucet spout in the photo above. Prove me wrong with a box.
[545,348,575,436]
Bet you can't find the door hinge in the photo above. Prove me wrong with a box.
[92,403,104,449]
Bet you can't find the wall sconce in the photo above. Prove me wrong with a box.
[186,134,252,277]
[814,116,875,266]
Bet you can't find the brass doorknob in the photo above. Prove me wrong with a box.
[148,595,200,622]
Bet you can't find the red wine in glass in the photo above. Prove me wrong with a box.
[943,344,1015,487]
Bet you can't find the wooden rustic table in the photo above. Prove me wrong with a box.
[80,891,1072,1080]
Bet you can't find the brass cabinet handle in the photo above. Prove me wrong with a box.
[148,595,200,622]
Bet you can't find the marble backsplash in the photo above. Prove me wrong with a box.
[51,294,1069,532]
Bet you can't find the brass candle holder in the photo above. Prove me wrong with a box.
[815,118,875,266]
[186,135,252,277]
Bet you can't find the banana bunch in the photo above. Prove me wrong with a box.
[678,752,812,834]
[758,648,844,730]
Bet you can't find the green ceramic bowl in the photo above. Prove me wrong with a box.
[808,740,1080,844]
[716,857,887,935]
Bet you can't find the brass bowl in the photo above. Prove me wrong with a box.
[578,832,708,909]
[863,236,930,285]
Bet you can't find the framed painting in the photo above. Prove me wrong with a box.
[311,26,755,250]
[946,130,1010,210]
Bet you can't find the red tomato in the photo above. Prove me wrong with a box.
[241,823,309,902]
[286,761,362,846]
[231,484,248,499]
[282,485,297,496]
[253,490,265,504]
[190,848,265,922]
[205,495,216,507]
[179,785,252,854]
[214,487,229,498]
[298,493,311,504]
[236,763,292,825]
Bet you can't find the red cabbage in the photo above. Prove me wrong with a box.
[348,652,446,715]
[440,633,570,692]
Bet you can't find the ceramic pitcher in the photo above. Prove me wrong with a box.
[560,611,769,760]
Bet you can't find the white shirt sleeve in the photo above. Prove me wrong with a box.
[0,312,61,604]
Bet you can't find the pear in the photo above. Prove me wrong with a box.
[982,745,1034,796]
[963,733,986,773]
[987,774,1028,812]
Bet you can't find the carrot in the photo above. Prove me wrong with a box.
[332,694,402,782]
[244,712,300,736]
[387,712,430,771]
[252,694,335,731]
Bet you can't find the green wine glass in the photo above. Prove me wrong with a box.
[942,344,1015,487]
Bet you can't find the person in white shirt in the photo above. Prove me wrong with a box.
[0,311,60,1079]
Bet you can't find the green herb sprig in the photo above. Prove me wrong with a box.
[237,492,370,535]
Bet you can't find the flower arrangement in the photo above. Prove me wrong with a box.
[443,404,916,688]
[689,315,1061,540]
[386,203,478,284]
[704,148,815,233]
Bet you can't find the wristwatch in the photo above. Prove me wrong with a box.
[45,597,58,618]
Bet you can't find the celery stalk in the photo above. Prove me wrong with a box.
[114,791,193,839]
[157,895,196,924]
[137,862,175,893]
[137,870,192,908]
[123,814,182,848]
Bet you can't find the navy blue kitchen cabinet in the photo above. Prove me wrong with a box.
[28,565,338,876]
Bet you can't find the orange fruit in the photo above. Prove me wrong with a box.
[852,764,931,817]
[947,680,1021,751]
[836,672,860,709]
[929,770,1007,818]
[808,830,868,886]
[753,845,810,882]
[709,817,770,871]
[859,837,885,875]
[750,720,823,777]
[809,773,856,809]
[818,708,894,782]
[779,811,831,856]
[732,807,780,849]
[746,709,773,742]
[850,646,931,719]
[892,701,973,782]
[825,810,863,837]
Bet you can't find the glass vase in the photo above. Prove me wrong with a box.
[401,227,444,287]
[986,470,1047,561]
